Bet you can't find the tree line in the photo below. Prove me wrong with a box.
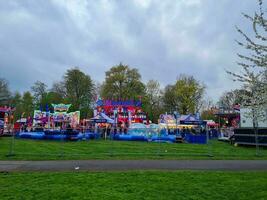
[0,64,207,123]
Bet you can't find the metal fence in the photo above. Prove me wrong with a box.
[1,127,266,159]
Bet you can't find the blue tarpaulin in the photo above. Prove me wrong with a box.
[179,114,206,125]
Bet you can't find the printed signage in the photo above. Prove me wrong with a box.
[52,104,72,112]
[96,100,142,107]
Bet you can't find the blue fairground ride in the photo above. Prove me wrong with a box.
[113,112,210,144]
[113,123,177,143]
[17,104,84,141]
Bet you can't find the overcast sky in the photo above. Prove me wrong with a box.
[0,0,262,101]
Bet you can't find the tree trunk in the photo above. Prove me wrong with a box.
[252,109,260,156]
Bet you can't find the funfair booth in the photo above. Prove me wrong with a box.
[179,114,207,144]
[158,114,208,144]
[84,112,115,139]
[158,114,196,132]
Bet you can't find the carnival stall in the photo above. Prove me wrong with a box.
[83,112,115,139]
[158,113,208,144]
[158,114,196,131]
[179,114,207,144]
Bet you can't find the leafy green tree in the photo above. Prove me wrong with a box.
[201,110,218,122]
[163,75,205,114]
[101,63,145,100]
[40,91,64,111]
[0,78,11,106]
[22,91,34,118]
[64,68,94,118]
[10,92,24,120]
[145,80,161,106]
[143,80,164,123]
[162,84,176,113]
[31,81,47,107]
[31,81,65,112]
[51,81,67,98]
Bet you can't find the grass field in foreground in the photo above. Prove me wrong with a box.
[0,137,267,160]
[0,171,267,200]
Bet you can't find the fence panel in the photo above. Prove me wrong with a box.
[2,127,267,160]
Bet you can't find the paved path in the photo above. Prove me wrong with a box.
[1,160,267,172]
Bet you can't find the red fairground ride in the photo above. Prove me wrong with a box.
[95,99,148,126]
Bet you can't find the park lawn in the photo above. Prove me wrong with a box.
[0,137,267,160]
[0,171,267,200]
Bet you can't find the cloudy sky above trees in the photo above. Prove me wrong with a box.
[0,0,261,101]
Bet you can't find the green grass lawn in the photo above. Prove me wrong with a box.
[0,137,266,160]
[0,171,266,200]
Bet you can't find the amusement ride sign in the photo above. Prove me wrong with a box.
[52,104,72,112]
[96,100,142,107]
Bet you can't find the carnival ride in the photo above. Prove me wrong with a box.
[17,104,83,141]
[112,114,209,144]
[96,99,147,124]
[158,114,209,144]
[112,123,177,143]
[15,100,212,145]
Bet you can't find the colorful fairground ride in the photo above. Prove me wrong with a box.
[95,98,148,127]
[32,104,80,130]
[213,105,240,129]
[213,104,267,146]
[112,112,210,144]
[83,98,157,141]
[79,98,148,140]
[209,105,239,140]
[17,103,82,141]
[157,113,211,144]
[158,113,206,130]
[0,106,15,135]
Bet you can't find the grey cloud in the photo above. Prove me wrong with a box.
[0,0,262,101]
